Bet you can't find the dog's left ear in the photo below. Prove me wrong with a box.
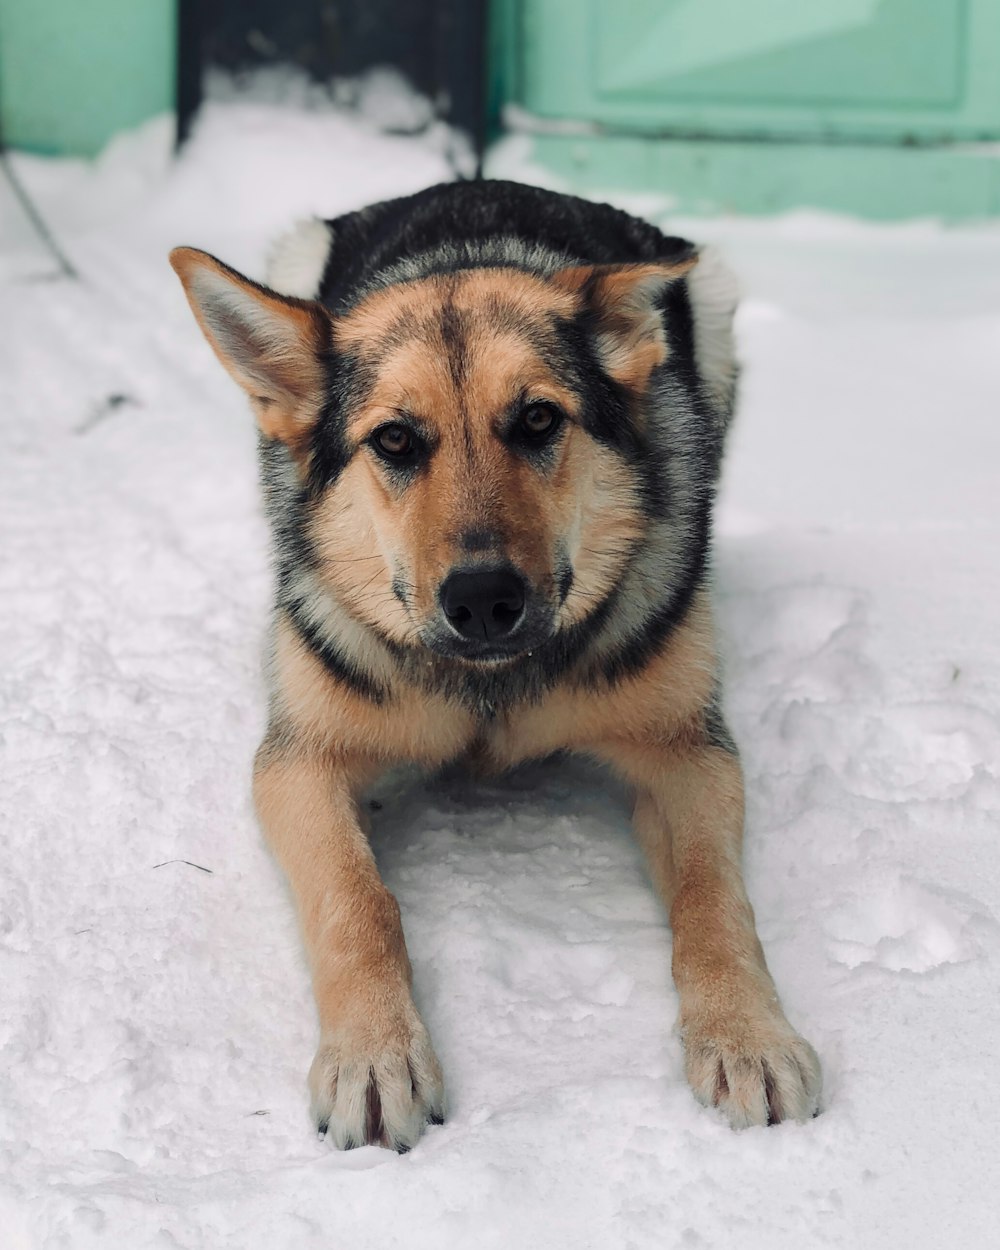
[552,254,697,391]
[170,247,329,449]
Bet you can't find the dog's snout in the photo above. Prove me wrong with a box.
[440,568,526,641]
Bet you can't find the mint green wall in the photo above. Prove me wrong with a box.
[527,132,1000,219]
[494,0,1000,218]
[0,0,175,155]
[516,0,1000,142]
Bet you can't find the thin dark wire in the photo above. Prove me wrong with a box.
[0,60,79,281]
[0,151,79,280]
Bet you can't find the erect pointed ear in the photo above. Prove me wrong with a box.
[170,246,330,449]
[551,253,697,391]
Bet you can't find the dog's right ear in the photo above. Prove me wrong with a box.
[551,256,698,393]
[170,247,330,449]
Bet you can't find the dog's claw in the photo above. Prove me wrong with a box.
[684,1015,822,1129]
[309,994,445,1152]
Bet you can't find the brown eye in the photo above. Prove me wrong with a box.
[519,402,562,441]
[372,423,415,459]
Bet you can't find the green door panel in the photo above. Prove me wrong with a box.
[514,0,1000,142]
[596,0,962,109]
[0,0,175,155]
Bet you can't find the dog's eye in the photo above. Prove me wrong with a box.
[371,423,416,460]
[516,402,562,444]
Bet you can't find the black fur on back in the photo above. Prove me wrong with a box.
[315,181,695,311]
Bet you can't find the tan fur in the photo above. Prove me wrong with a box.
[271,615,477,763]
[174,248,820,1147]
[332,266,582,355]
[616,743,820,1129]
[487,590,718,766]
[253,739,445,1148]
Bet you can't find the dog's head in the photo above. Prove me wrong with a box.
[171,245,696,665]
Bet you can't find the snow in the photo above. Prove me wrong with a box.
[2,83,999,1249]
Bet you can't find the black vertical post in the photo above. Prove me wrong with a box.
[436,0,489,177]
[175,0,202,147]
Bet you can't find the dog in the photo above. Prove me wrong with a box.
[170,180,821,1152]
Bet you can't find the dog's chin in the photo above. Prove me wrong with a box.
[420,627,551,667]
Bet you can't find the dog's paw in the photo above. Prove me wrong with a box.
[309,991,445,1153]
[683,1013,822,1129]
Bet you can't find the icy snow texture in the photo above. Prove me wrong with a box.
[2,87,1000,1249]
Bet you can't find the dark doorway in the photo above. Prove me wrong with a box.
[176,0,489,172]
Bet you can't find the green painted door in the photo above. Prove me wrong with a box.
[494,0,1000,217]
[0,0,175,155]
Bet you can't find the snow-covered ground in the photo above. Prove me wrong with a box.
[2,84,999,1249]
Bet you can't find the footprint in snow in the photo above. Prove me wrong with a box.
[824,876,996,974]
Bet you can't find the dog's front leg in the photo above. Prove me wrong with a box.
[253,738,444,1151]
[606,736,821,1128]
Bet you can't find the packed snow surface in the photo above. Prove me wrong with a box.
[2,88,999,1249]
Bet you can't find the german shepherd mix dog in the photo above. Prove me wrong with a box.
[170,180,821,1151]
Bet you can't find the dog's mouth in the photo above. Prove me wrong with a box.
[419,614,555,666]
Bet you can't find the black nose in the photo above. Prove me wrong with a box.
[440,568,526,642]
